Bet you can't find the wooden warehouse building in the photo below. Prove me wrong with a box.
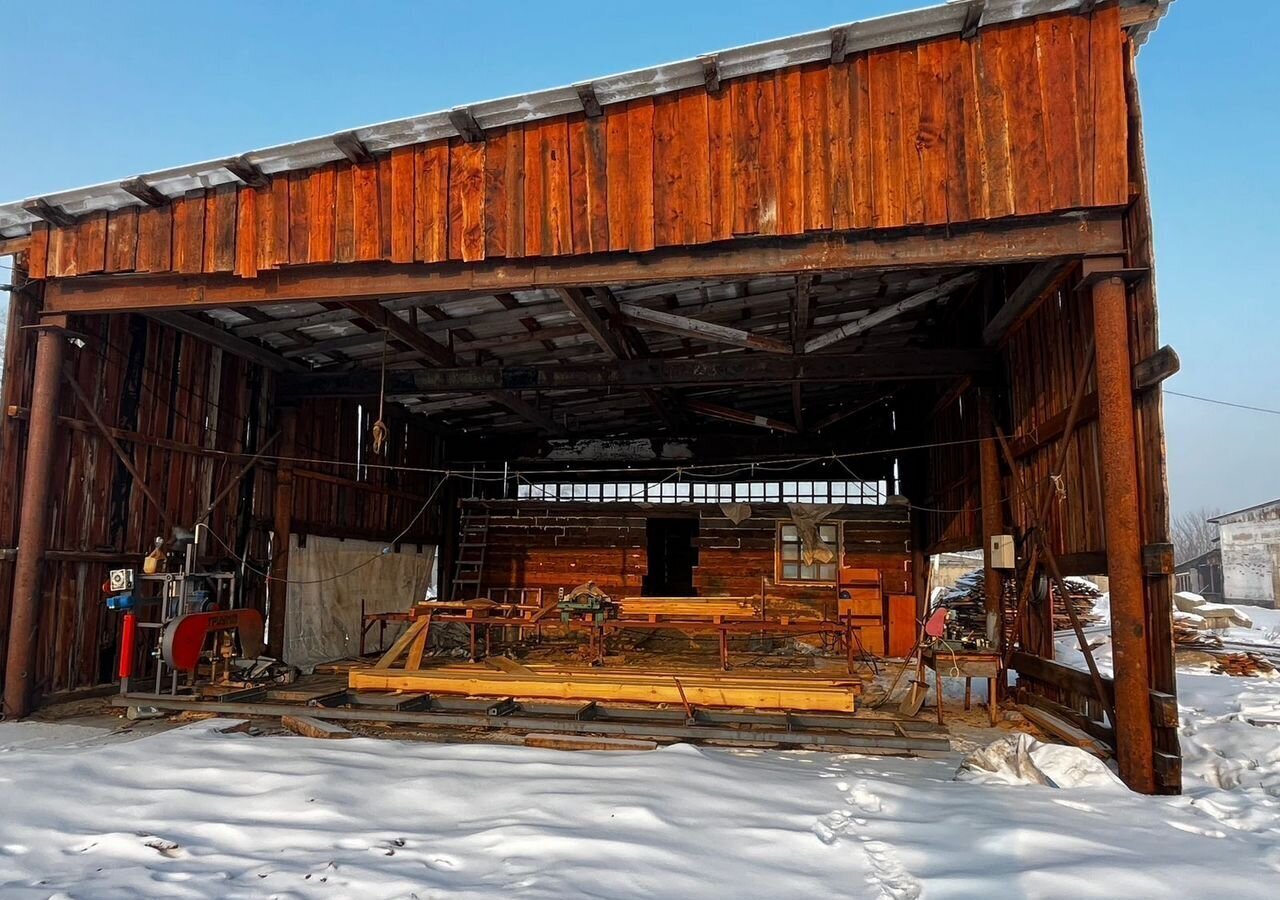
[0,0,1179,792]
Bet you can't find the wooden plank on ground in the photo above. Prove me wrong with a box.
[282,714,353,740]
[349,667,860,712]
[1018,704,1112,759]
[524,733,658,752]
[486,656,536,676]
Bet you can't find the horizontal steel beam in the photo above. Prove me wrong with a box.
[279,349,992,397]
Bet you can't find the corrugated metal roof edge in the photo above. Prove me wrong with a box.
[0,0,1171,239]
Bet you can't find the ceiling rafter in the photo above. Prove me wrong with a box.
[803,272,980,354]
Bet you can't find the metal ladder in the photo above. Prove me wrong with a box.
[450,510,490,601]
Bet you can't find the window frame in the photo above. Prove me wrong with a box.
[775,521,841,585]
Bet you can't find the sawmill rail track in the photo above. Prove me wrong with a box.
[110,691,951,753]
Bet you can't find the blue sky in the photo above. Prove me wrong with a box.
[2,1,1276,516]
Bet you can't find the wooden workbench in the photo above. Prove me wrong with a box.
[919,645,1002,726]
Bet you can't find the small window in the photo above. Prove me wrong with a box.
[777,522,839,583]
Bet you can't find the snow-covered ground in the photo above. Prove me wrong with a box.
[1,599,1277,898]
[1,705,1278,899]
[1055,600,1280,868]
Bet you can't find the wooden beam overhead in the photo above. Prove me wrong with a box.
[804,272,980,354]
[41,212,1126,316]
[575,84,604,119]
[341,299,561,434]
[341,300,456,367]
[223,155,269,188]
[792,274,812,354]
[279,348,992,396]
[812,394,890,433]
[620,303,793,354]
[555,287,629,359]
[119,177,168,208]
[21,198,77,228]
[685,399,798,434]
[448,108,486,143]
[983,259,1070,345]
[147,311,307,374]
[332,131,373,164]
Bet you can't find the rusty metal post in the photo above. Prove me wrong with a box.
[978,398,1005,651]
[1092,273,1156,794]
[265,407,298,658]
[2,318,67,719]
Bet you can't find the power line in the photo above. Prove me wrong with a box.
[1166,390,1280,417]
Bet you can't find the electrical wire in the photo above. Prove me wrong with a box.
[203,471,451,587]
[1166,390,1280,417]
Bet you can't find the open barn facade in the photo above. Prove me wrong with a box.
[0,0,1180,792]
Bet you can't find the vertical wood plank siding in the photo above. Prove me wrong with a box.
[26,10,1128,281]
[0,299,444,697]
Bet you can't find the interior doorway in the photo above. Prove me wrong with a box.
[643,518,699,597]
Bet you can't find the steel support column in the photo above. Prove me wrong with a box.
[1092,274,1156,794]
[2,318,67,719]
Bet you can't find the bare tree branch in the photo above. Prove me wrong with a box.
[1173,506,1222,565]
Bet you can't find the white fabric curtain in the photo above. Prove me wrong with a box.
[282,534,435,672]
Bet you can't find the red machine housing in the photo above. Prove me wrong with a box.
[159,609,265,671]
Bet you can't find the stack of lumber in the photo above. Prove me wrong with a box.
[940,569,1102,636]
[1209,652,1276,678]
[619,597,758,621]
[348,662,861,712]
[1173,612,1224,651]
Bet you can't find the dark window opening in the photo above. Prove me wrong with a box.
[643,518,699,597]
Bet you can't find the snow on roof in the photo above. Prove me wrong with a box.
[1208,498,1280,524]
[0,0,1172,239]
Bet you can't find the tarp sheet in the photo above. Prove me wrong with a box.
[283,534,434,672]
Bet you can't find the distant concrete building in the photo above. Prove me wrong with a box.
[1208,501,1280,609]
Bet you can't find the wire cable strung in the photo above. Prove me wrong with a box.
[204,472,451,587]
[1165,390,1280,417]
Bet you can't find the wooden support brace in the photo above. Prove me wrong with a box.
[701,56,721,93]
[119,178,168,208]
[223,156,269,188]
[575,84,604,118]
[448,108,486,143]
[22,198,77,228]
[332,131,373,164]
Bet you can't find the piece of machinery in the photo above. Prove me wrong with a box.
[557,581,617,624]
[109,523,285,696]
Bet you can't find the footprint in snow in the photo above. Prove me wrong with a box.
[143,838,182,859]
[843,781,884,813]
[859,836,922,900]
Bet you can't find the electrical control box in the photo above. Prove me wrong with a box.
[108,568,135,592]
[989,534,1015,570]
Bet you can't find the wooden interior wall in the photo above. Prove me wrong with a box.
[0,301,275,697]
[22,7,1128,283]
[921,385,983,553]
[466,500,910,622]
[1002,275,1106,568]
[288,398,445,544]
